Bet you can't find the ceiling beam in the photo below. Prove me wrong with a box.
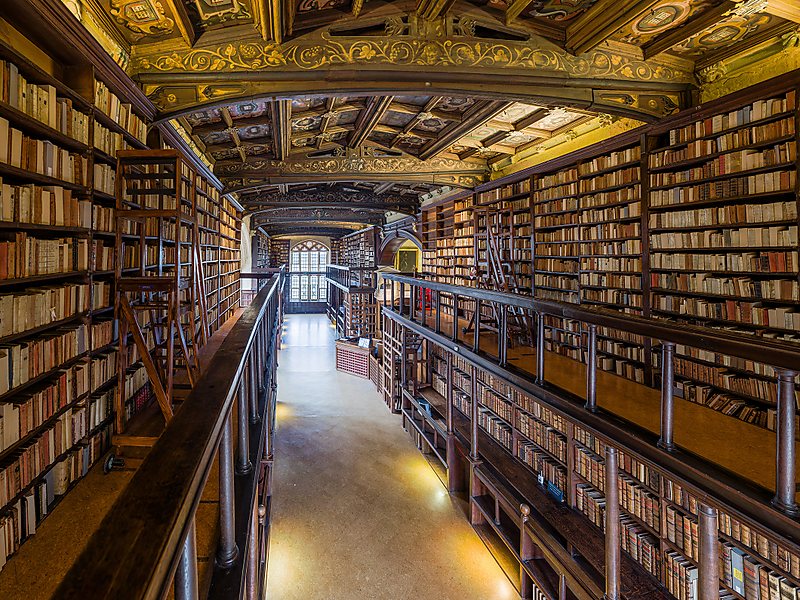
[348,95,395,148]
[766,0,800,22]
[255,0,283,43]
[271,100,292,161]
[416,0,457,21]
[389,96,442,148]
[373,182,395,194]
[163,0,196,47]
[642,1,736,59]
[505,0,535,25]
[253,209,385,225]
[259,225,359,238]
[352,0,365,18]
[694,19,797,70]
[567,0,658,55]
[418,100,512,160]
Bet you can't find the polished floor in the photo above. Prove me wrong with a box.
[266,314,517,600]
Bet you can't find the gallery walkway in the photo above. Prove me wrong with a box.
[266,314,516,600]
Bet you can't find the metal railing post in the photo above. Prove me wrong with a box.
[174,519,199,600]
[658,342,676,450]
[604,447,620,600]
[586,324,597,412]
[217,411,238,568]
[470,365,479,461]
[248,354,260,424]
[236,375,252,475]
[452,294,459,341]
[499,304,508,367]
[473,299,481,353]
[698,504,719,600]
[536,312,545,384]
[772,369,799,514]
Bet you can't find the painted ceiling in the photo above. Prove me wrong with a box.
[67,0,800,236]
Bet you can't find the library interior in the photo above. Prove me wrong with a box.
[0,0,800,599]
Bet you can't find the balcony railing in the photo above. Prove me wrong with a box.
[56,269,286,599]
[326,264,376,291]
[379,273,800,596]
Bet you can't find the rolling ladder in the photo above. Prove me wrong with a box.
[465,208,533,346]
[113,150,208,434]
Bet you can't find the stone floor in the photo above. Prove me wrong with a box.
[266,314,518,600]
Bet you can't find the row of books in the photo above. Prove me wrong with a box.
[597,338,645,362]
[579,167,639,193]
[722,542,800,600]
[581,200,641,223]
[516,439,567,492]
[93,80,147,144]
[581,239,642,255]
[534,257,579,273]
[478,406,512,450]
[583,289,643,308]
[0,234,88,279]
[649,200,797,229]
[650,250,797,273]
[650,171,795,206]
[580,186,639,209]
[719,512,800,579]
[538,168,578,191]
[653,294,800,329]
[573,429,661,492]
[652,116,794,166]
[650,226,799,250]
[477,179,529,201]
[97,164,116,200]
[0,283,89,337]
[578,146,640,176]
[580,272,641,288]
[0,324,86,394]
[580,222,639,240]
[517,409,567,463]
[582,256,641,273]
[652,272,799,301]
[0,60,90,146]
[650,144,796,188]
[0,119,87,185]
[0,182,89,227]
[477,384,513,422]
[674,357,779,403]
[534,274,579,290]
[664,93,795,146]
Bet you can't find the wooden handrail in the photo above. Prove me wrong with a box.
[381,273,800,371]
[55,272,285,600]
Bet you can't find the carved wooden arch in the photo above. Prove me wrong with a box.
[379,229,423,267]
[150,84,686,126]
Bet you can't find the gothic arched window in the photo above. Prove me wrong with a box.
[289,240,330,302]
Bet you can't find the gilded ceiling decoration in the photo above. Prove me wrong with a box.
[523,0,600,22]
[612,0,712,46]
[109,0,178,41]
[68,0,800,236]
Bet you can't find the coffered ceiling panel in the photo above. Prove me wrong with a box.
[69,0,799,237]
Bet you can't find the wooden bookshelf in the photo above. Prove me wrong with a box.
[328,228,379,338]
[0,26,155,567]
[402,333,800,600]
[268,238,289,269]
[217,195,241,330]
[418,75,800,438]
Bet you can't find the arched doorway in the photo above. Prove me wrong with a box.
[287,239,330,314]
